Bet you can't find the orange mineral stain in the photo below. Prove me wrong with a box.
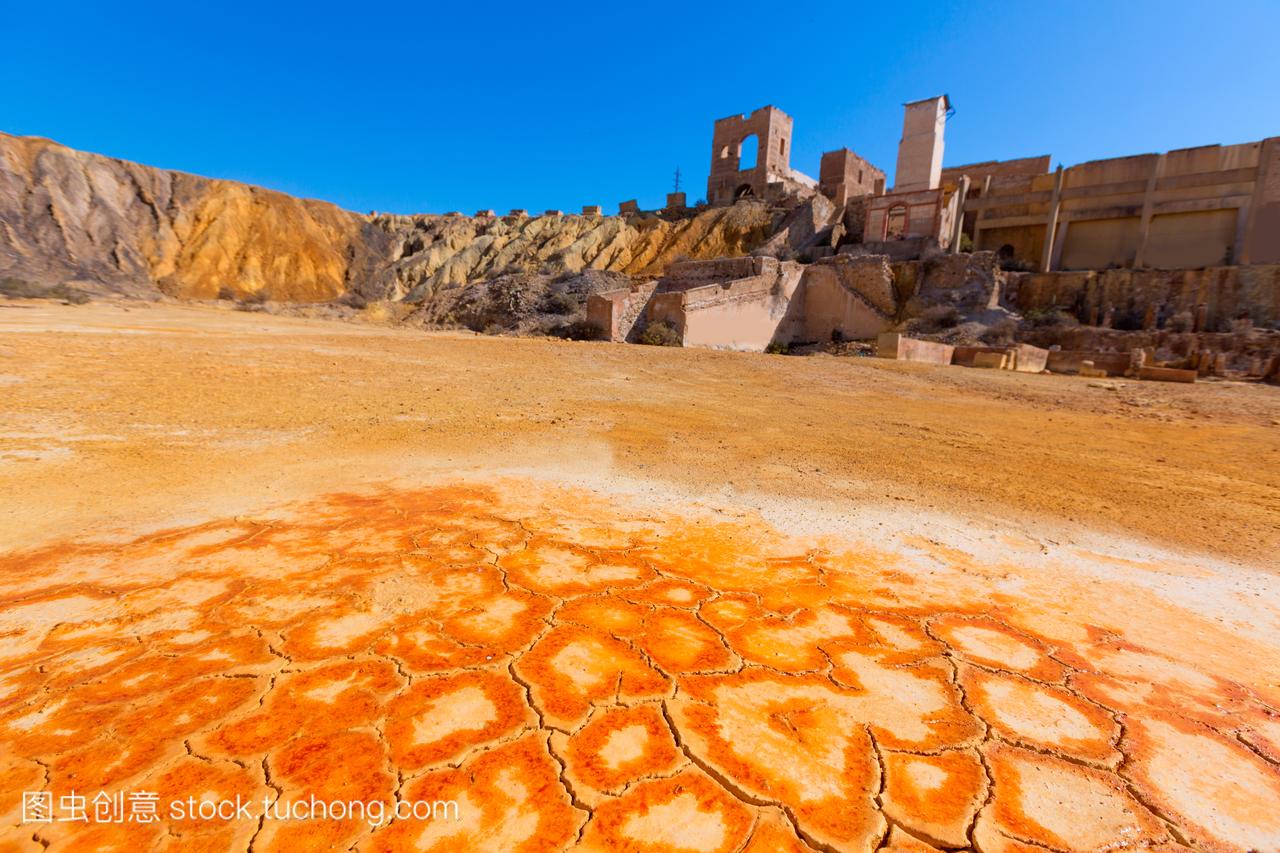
[0,479,1275,851]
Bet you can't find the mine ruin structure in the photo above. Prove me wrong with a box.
[703,96,1280,273]
[587,95,1279,365]
[706,107,817,207]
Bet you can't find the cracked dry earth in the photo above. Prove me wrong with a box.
[2,482,1279,853]
[1,302,1280,853]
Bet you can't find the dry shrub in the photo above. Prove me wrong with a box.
[638,321,681,347]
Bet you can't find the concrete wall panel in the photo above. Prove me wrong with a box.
[1144,209,1238,269]
[1060,217,1141,270]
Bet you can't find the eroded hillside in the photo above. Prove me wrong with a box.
[0,132,775,305]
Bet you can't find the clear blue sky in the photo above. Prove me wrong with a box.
[4,0,1277,215]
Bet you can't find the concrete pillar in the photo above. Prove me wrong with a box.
[1133,154,1165,269]
[1040,166,1064,272]
[971,174,993,250]
[949,176,971,253]
[1240,136,1280,265]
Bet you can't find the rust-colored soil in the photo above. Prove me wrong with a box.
[1,301,1278,852]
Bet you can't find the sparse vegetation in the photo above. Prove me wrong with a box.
[916,304,962,331]
[980,318,1019,345]
[1022,307,1078,328]
[540,290,578,315]
[638,321,681,347]
[0,278,90,304]
[549,320,601,341]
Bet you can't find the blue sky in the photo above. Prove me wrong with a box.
[4,1,1277,215]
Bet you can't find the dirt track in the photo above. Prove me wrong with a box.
[1,301,1279,852]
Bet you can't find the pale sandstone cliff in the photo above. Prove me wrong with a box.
[0,132,776,305]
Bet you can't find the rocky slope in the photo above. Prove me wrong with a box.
[0,131,778,306]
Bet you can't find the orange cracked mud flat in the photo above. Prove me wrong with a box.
[1,479,1280,853]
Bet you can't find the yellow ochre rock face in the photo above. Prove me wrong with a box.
[0,132,774,302]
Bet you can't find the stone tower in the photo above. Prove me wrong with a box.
[893,95,950,192]
[706,106,793,206]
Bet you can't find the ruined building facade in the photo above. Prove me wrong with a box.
[587,97,1278,356]
[705,106,817,206]
[702,96,1279,273]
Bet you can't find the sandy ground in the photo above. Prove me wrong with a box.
[0,299,1278,852]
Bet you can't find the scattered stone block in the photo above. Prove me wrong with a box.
[544,210,563,217]
[1197,351,1214,376]
[474,209,496,218]
[1138,366,1197,384]
[973,351,1009,369]
[665,192,686,210]
[618,200,640,214]
[581,205,603,216]
[1079,360,1109,378]
[1045,351,1130,376]
[876,333,955,366]
[954,344,1049,373]
[508,209,529,218]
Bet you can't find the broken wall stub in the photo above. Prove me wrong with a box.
[586,281,659,342]
[807,254,899,317]
[661,257,779,291]
[755,195,838,259]
[644,258,805,351]
[909,251,1005,313]
[707,106,794,207]
[796,256,896,343]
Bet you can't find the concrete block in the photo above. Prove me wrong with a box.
[666,192,687,209]
[1011,343,1049,373]
[1138,366,1197,384]
[973,351,1009,369]
[1079,361,1109,378]
[1264,355,1280,384]
[581,205,603,216]
[619,200,640,214]
[876,333,955,366]
[1046,350,1130,376]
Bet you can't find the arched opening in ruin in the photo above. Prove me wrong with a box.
[734,184,755,201]
[886,205,907,240]
[738,134,758,171]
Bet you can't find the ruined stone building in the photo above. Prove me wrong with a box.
[587,96,1277,357]
[705,106,818,206]
[703,95,1279,273]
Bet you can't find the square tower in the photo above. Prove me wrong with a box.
[894,96,950,192]
[819,148,885,206]
[706,106,793,206]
